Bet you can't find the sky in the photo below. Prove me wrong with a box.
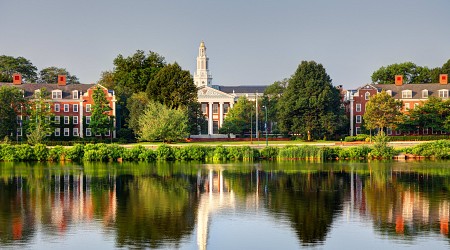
[1,0,450,89]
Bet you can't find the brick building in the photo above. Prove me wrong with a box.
[346,74,449,136]
[0,73,116,139]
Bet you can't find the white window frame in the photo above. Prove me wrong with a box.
[105,130,110,136]
[402,90,412,99]
[86,104,91,113]
[414,103,419,109]
[73,128,79,136]
[423,128,429,135]
[52,90,62,99]
[86,128,92,136]
[55,128,61,136]
[404,103,410,110]
[73,104,79,113]
[356,103,361,112]
[364,92,370,100]
[355,127,361,135]
[54,103,60,112]
[64,128,70,136]
[64,104,69,112]
[54,116,60,124]
[386,90,392,96]
[73,116,78,124]
[422,90,428,98]
[72,90,79,99]
[387,128,392,135]
[439,89,449,98]
[17,128,22,136]
[356,115,362,124]
[64,116,70,124]
[86,116,91,124]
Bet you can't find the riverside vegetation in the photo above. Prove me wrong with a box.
[2,138,450,162]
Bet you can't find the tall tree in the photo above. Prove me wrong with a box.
[146,62,197,109]
[219,96,253,136]
[263,79,288,133]
[0,86,25,139]
[38,66,79,84]
[90,86,113,137]
[126,92,150,136]
[0,55,38,82]
[363,91,403,132]
[138,101,189,143]
[25,88,54,145]
[277,61,343,139]
[371,62,432,84]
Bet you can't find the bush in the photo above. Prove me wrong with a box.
[138,148,156,162]
[260,146,279,159]
[15,144,35,161]
[370,132,395,159]
[338,146,372,159]
[173,147,190,161]
[212,146,228,161]
[344,134,370,142]
[156,144,174,160]
[186,146,207,161]
[278,145,323,159]
[122,145,146,161]
[34,143,49,161]
[107,144,123,161]
[48,146,65,161]
[65,144,84,161]
[1,144,16,161]
[408,140,450,159]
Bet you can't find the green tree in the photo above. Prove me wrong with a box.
[38,66,79,84]
[0,86,25,139]
[371,62,432,84]
[219,96,253,136]
[363,91,403,132]
[90,86,113,137]
[277,61,343,139]
[138,101,189,143]
[187,102,207,135]
[126,92,150,135]
[25,88,54,145]
[263,79,288,134]
[146,62,197,109]
[0,55,38,82]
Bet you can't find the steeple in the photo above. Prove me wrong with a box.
[194,41,212,87]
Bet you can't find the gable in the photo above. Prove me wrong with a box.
[197,86,235,100]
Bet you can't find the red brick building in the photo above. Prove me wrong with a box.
[0,73,116,139]
[346,74,449,136]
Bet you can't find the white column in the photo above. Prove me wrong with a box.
[79,98,84,138]
[219,102,224,129]
[350,97,354,136]
[208,102,213,135]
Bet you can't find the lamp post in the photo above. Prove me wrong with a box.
[263,105,268,147]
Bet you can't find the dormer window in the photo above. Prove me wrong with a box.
[34,89,41,98]
[386,90,392,96]
[402,90,412,99]
[439,89,449,98]
[364,92,370,100]
[52,90,62,99]
[422,90,428,98]
[72,90,79,99]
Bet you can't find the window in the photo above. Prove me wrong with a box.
[17,128,22,137]
[404,103,410,110]
[86,116,91,124]
[86,128,92,136]
[387,128,392,135]
[34,89,41,98]
[423,128,429,135]
[72,90,79,99]
[422,90,428,98]
[355,127,361,135]
[105,130,110,136]
[356,115,362,123]
[386,90,392,96]
[64,104,69,112]
[64,128,69,136]
[223,103,230,114]
[73,128,79,136]
[396,130,401,135]
[55,128,61,136]
[54,103,60,112]
[414,103,419,109]
[86,104,91,112]
[356,103,361,112]
[54,116,60,124]
[439,89,448,98]
[365,92,370,100]
[64,116,69,124]
[73,116,78,124]
[402,90,412,99]
[201,103,207,113]
[52,90,62,99]
[73,104,78,112]
[213,103,219,114]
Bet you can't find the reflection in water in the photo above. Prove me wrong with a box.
[0,161,450,249]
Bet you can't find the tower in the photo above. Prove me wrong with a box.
[194,41,212,87]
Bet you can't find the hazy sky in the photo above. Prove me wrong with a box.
[1,0,449,89]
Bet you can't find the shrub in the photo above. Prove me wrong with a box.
[156,144,174,160]
[212,146,228,161]
[83,150,98,161]
[278,145,322,159]
[173,147,190,161]
[227,147,243,160]
[344,134,369,142]
[15,144,35,161]
[34,143,49,161]
[186,146,207,161]
[260,146,279,159]
[370,132,395,159]
[338,146,372,159]
[122,145,146,161]
[1,144,16,161]
[48,146,65,161]
[65,144,84,161]
[107,144,123,161]
[138,148,156,162]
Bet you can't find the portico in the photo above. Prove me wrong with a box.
[197,86,234,135]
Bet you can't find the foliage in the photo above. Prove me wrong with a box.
[33,143,49,161]
[138,101,189,143]
[65,144,84,161]
[0,144,16,161]
[90,86,113,137]
[126,92,150,135]
[399,97,450,133]
[260,146,279,159]
[146,62,198,109]
[408,140,450,159]
[187,102,207,135]
[0,55,38,82]
[24,88,54,145]
[122,145,147,161]
[156,144,174,161]
[48,146,65,161]
[219,96,253,136]
[363,91,403,131]
[371,62,432,84]
[277,61,344,140]
[370,131,395,159]
[212,146,228,162]
[278,145,324,160]
[138,148,156,162]
[338,146,372,159]
[0,86,25,140]
[38,66,79,84]
[344,134,370,142]
[15,144,35,161]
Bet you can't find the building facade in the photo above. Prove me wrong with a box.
[0,74,116,139]
[346,74,449,136]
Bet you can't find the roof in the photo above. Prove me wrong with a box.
[212,85,268,94]
[0,82,96,99]
[375,83,450,99]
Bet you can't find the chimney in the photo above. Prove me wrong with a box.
[12,73,22,85]
[440,74,448,85]
[58,75,67,86]
[395,75,403,86]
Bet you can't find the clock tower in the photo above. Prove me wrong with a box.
[194,41,212,88]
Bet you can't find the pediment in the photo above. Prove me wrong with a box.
[198,86,234,99]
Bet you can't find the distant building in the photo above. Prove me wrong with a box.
[346,74,449,136]
[194,41,267,135]
[0,74,116,139]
